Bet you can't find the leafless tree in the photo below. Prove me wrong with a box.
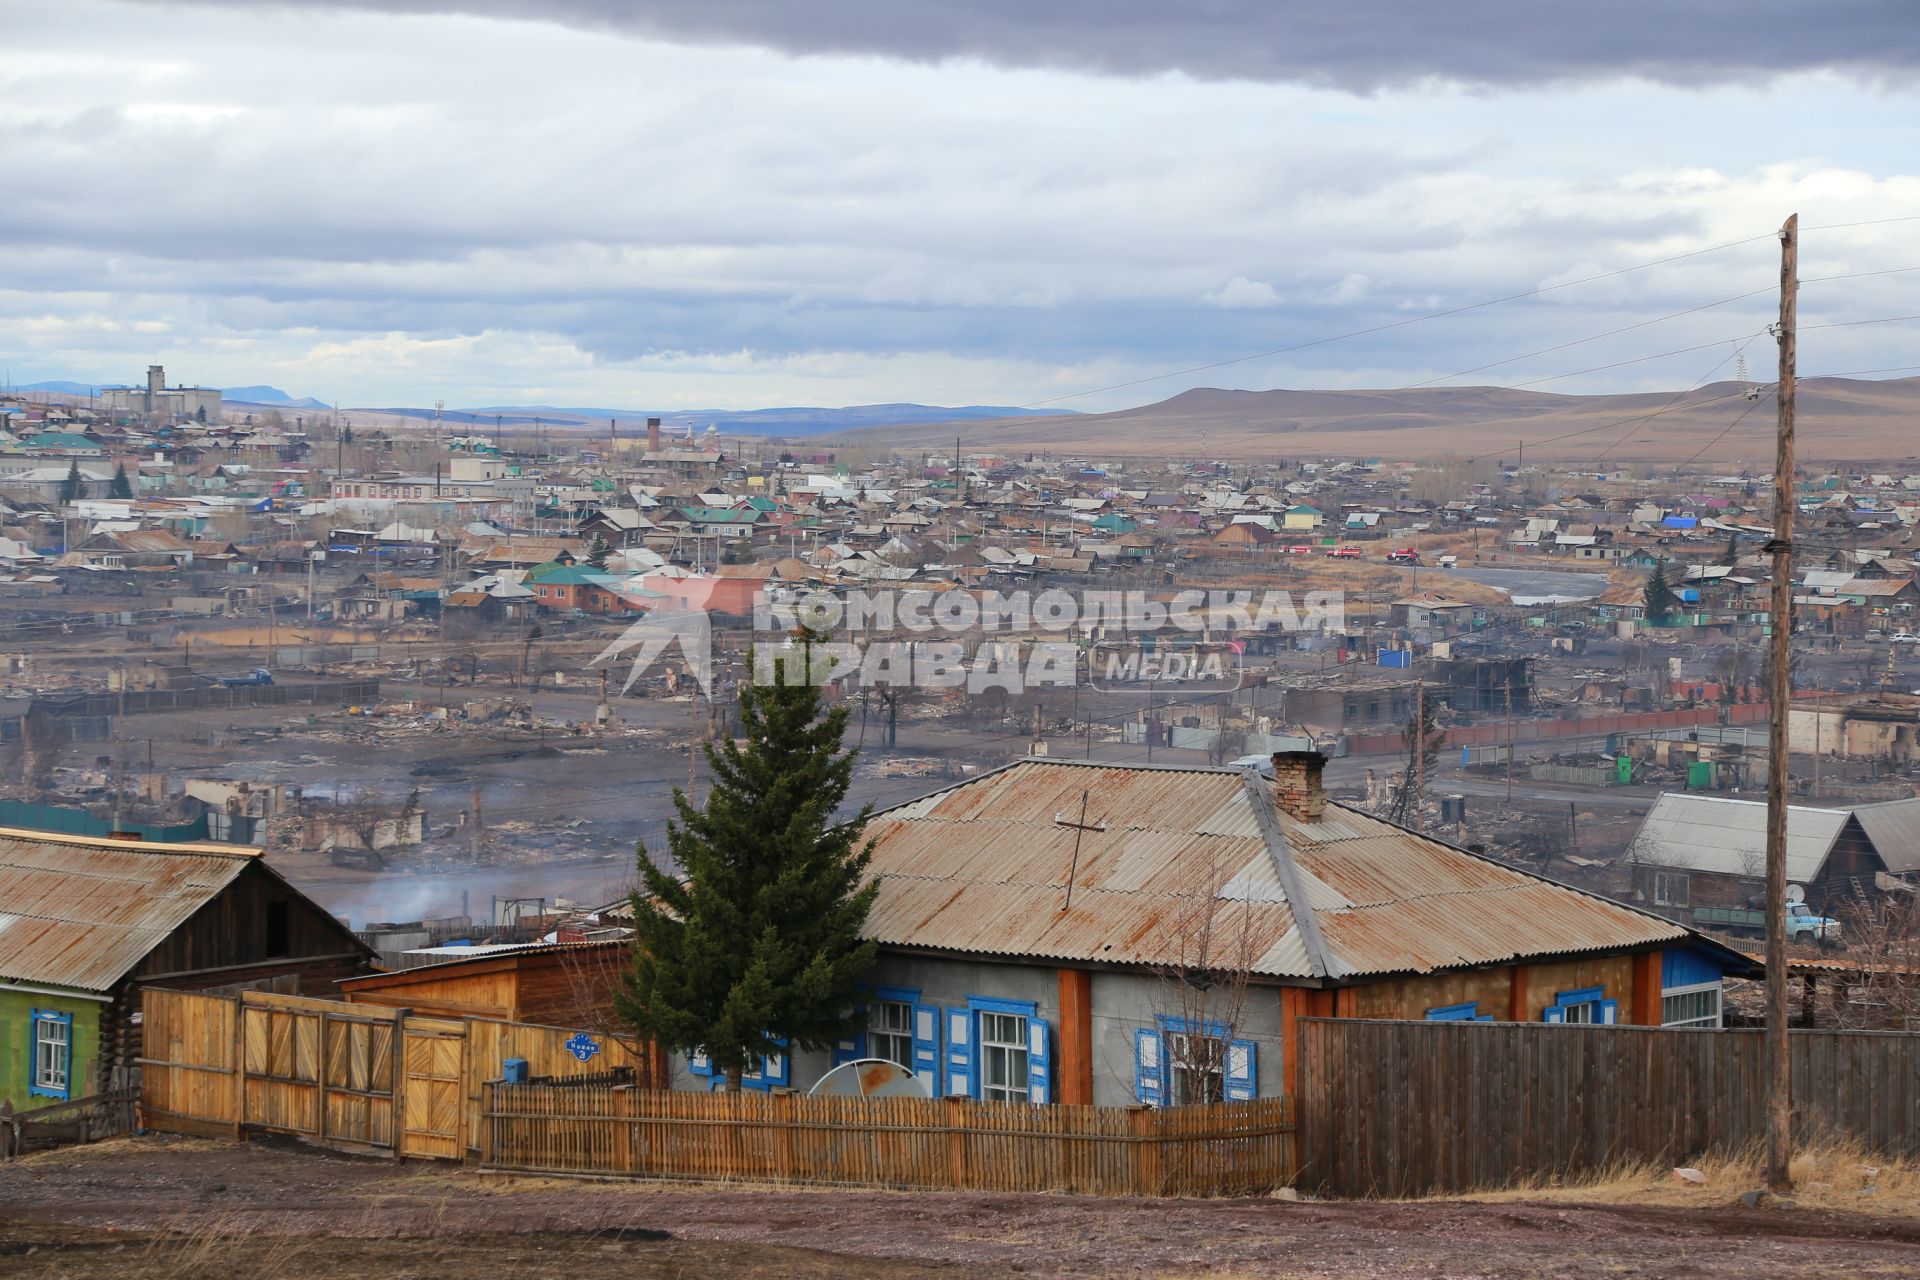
[1151,846,1257,1105]
[1825,889,1920,1031]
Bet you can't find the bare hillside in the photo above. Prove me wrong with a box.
[838,377,1920,463]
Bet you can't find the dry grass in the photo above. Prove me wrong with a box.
[1462,1136,1917,1214]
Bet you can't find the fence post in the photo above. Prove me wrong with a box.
[774,1091,795,1183]
[230,993,246,1141]
[1128,1105,1162,1198]
[944,1095,969,1190]
[478,1081,494,1166]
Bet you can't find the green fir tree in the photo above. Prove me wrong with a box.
[58,460,83,506]
[586,533,611,570]
[616,635,878,1090]
[1644,559,1678,625]
[109,463,134,500]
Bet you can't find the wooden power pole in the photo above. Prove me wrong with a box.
[1764,212,1798,1195]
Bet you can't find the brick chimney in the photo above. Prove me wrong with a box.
[1270,750,1327,823]
[646,417,662,453]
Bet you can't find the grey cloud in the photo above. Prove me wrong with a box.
[127,0,1920,89]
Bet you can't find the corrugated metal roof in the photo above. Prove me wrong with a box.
[0,827,257,991]
[859,759,1690,981]
[1631,793,1849,881]
[1852,799,1920,875]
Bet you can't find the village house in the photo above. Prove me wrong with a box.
[635,755,1748,1104]
[1628,793,1920,924]
[0,828,373,1113]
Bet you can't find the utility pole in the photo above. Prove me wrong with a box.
[1504,682,1514,802]
[1414,682,1426,805]
[1763,212,1798,1195]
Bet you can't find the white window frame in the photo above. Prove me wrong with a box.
[1165,1029,1225,1106]
[868,999,914,1070]
[1652,870,1690,907]
[978,1010,1030,1103]
[33,1011,72,1098]
[1661,981,1724,1029]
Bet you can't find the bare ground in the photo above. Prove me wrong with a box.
[3,1136,1919,1278]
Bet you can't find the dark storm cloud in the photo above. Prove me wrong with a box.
[130,0,1920,89]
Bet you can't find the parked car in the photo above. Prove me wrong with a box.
[1691,901,1842,944]
[1890,632,1919,645]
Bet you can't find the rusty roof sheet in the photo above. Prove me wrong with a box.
[860,759,1690,981]
[0,827,258,992]
[860,761,1305,975]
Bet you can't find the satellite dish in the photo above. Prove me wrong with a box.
[809,1058,929,1099]
[1786,884,1806,905]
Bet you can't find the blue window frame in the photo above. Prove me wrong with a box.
[1133,1015,1258,1105]
[835,985,943,1096]
[686,1037,790,1090]
[946,997,1051,1104]
[1542,986,1617,1025]
[1424,1001,1492,1022]
[30,1008,73,1100]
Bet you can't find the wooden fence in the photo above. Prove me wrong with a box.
[0,1090,137,1161]
[479,1084,1294,1197]
[140,987,648,1160]
[1297,1019,1920,1198]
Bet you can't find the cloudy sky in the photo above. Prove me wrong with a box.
[2,1,1916,411]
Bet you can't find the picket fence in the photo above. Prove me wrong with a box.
[480,1083,1296,1197]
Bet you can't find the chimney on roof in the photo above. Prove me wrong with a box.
[1270,750,1327,823]
[647,417,662,453]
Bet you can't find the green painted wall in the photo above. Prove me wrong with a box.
[0,989,100,1113]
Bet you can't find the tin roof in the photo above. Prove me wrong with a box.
[1839,798,1920,876]
[859,759,1691,982]
[1631,793,1853,881]
[0,827,259,992]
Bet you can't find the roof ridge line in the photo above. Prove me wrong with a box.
[1240,771,1334,981]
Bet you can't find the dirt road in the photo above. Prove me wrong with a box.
[4,1137,1918,1278]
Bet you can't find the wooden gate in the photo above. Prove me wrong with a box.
[143,988,651,1161]
[399,1018,467,1160]
[239,992,400,1152]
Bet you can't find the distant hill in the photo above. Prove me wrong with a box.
[13,380,101,396]
[11,379,329,410]
[365,402,1074,438]
[834,377,1920,462]
[223,386,333,410]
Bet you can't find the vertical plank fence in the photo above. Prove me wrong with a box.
[478,1084,1294,1197]
[1298,1019,1920,1198]
[139,988,649,1160]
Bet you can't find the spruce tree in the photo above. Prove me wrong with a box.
[109,463,134,500]
[586,533,611,570]
[1644,559,1677,624]
[59,460,83,506]
[1724,532,1740,568]
[616,635,878,1090]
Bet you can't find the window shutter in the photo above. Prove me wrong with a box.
[832,1018,868,1067]
[765,1039,790,1087]
[1598,999,1619,1026]
[1134,1027,1164,1106]
[1224,1039,1257,1102]
[1543,1006,1565,1024]
[912,1003,941,1096]
[945,1007,973,1098]
[1026,1018,1052,1105]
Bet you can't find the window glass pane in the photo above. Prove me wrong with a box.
[869,1000,914,1068]
[979,1011,1029,1102]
